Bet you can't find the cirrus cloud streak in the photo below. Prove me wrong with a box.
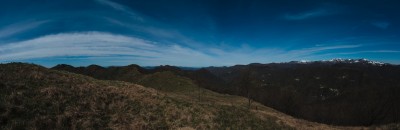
[0,31,395,67]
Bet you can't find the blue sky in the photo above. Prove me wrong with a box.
[0,0,399,67]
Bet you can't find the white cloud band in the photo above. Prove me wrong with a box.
[1,31,395,66]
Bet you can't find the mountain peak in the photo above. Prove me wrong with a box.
[326,58,385,66]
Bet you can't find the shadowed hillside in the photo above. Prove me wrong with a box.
[52,64,147,82]
[52,59,400,126]
[205,60,400,126]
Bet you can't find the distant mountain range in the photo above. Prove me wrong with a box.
[288,58,387,66]
[51,58,400,126]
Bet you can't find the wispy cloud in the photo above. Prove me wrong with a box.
[285,44,362,58]
[299,44,361,52]
[284,9,329,20]
[103,16,207,49]
[283,4,341,20]
[0,20,49,39]
[96,0,126,11]
[104,17,181,39]
[371,21,390,29]
[95,0,143,21]
[331,50,400,55]
[98,1,205,48]
[0,32,265,66]
[0,32,285,66]
[0,32,216,66]
[0,32,388,66]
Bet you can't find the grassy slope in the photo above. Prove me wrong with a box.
[0,63,292,129]
[2,63,399,130]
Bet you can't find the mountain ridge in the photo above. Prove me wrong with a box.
[51,59,400,126]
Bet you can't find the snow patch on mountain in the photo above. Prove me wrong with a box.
[290,58,386,66]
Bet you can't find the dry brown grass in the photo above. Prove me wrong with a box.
[0,63,291,129]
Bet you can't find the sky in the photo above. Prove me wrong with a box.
[0,0,399,67]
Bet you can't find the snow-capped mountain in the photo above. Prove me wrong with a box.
[291,58,386,66]
[324,58,386,65]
